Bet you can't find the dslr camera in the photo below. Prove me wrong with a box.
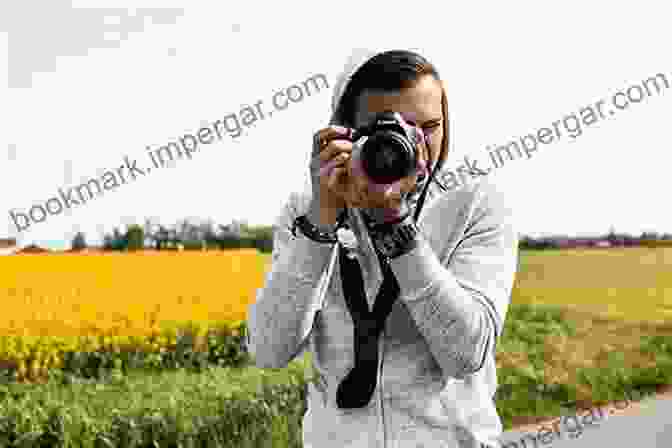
[349,111,424,186]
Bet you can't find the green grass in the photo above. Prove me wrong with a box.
[491,247,672,426]
[0,362,311,447]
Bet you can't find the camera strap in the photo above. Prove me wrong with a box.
[335,241,400,409]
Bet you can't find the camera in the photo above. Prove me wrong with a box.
[350,111,422,185]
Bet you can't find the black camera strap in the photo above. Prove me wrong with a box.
[335,240,400,409]
[334,154,439,409]
[413,156,439,222]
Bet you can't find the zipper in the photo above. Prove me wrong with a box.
[378,326,386,447]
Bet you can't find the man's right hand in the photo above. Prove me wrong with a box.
[308,126,362,228]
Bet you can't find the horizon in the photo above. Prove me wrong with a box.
[5,227,672,252]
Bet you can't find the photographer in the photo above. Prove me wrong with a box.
[247,48,519,448]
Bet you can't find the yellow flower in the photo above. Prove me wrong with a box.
[0,249,267,366]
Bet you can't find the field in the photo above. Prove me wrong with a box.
[493,247,672,425]
[0,246,670,444]
[0,249,266,380]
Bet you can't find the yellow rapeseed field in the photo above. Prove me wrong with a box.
[2,246,670,385]
[0,249,266,379]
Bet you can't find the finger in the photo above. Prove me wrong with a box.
[356,176,397,208]
[336,169,366,208]
[327,166,348,197]
[319,139,353,163]
[398,177,417,200]
[316,125,351,142]
[347,163,376,206]
[383,181,403,201]
[318,152,350,178]
[369,177,414,213]
[413,127,429,173]
[313,126,353,156]
[349,165,368,195]
[403,173,419,193]
[343,175,366,208]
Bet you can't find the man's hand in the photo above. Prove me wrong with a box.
[346,120,430,224]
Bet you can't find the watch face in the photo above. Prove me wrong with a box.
[372,220,419,258]
[400,224,415,240]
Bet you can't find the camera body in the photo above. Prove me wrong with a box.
[350,111,421,185]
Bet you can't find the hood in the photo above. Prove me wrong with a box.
[328,47,383,126]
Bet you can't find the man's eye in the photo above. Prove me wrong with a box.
[422,124,440,133]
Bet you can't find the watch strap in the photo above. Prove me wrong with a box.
[291,210,348,244]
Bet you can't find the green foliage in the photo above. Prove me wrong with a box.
[101,219,274,253]
[0,323,252,388]
[181,239,206,251]
[0,307,670,442]
[0,361,308,447]
[103,227,127,251]
[125,225,144,251]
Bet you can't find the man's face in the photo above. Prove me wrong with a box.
[342,74,445,216]
[353,74,445,172]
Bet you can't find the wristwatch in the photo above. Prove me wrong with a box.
[291,209,349,244]
[367,214,421,261]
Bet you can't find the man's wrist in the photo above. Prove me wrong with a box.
[368,214,421,261]
[306,203,342,232]
[292,206,348,244]
[362,204,410,227]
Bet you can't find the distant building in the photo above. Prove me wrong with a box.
[0,238,18,255]
[17,244,50,254]
[64,246,104,254]
[555,238,572,248]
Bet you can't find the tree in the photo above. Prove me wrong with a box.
[71,232,87,251]
[125,225,145,251]
[245,224,274,253]
[102,227,127,251]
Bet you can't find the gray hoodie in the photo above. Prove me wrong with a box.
[246,47,519,448]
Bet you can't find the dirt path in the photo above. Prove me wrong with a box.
[506,384,672,434]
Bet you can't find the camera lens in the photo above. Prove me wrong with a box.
[361,131,415,184]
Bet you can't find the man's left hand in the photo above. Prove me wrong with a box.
[345,123,430,224]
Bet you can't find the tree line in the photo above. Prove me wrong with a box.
[71,218,273,253]
[519,229,672,250]
[70,220,672,253]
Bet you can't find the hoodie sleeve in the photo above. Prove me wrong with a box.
[388,178,519,380]
[246,192,338,369]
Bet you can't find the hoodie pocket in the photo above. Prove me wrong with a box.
[394,413,460,448]
[308,369,329,408]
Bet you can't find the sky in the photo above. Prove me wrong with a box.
[1,1,671,250]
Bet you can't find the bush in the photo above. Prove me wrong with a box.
[181,239,206,251]
[126,225,144,251]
